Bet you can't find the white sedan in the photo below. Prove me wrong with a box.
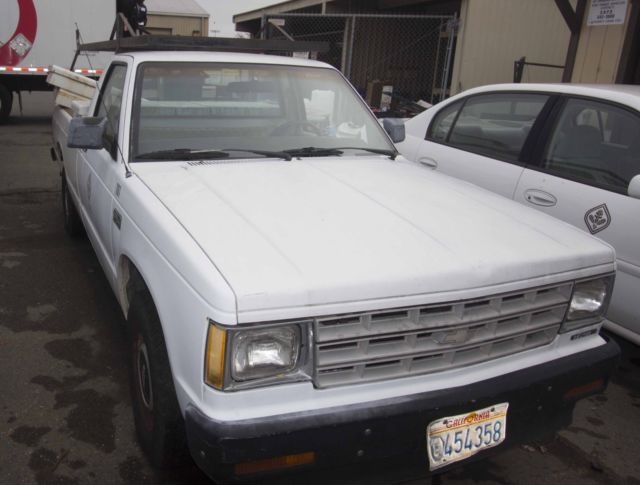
[397,83,640,345]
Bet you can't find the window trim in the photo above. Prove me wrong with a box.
[93,62,128,160]
[425,91,557,167]
[425,98,463,142]
[527,94,640,196]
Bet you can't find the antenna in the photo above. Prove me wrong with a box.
[74,23,95,72]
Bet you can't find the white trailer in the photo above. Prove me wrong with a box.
[0,0,114,121]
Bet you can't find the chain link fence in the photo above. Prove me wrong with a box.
[262,13,457,108]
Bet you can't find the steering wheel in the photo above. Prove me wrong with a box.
[270,120,323,136]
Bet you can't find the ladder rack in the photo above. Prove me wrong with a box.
[77,36,329,54]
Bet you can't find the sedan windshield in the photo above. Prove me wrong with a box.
[131,62,395,161]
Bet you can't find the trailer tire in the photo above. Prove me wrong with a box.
[0,84,12,123]
[128,290,187,468]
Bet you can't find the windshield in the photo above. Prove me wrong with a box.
[131,62,395,161]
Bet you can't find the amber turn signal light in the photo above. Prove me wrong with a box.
[205,323,227,389]
[563,378,605,401]
[234,451,315,476]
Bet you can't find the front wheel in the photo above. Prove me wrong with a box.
[128,291,187,468]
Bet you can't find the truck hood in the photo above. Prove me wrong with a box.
[133,157,613,314]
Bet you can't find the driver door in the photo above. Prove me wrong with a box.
[77,63,129,279]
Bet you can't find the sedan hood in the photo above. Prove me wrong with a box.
[134,157,613,314]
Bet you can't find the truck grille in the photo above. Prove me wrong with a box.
[313,282,573,388]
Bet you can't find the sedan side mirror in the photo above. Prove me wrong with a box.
[68,116,107,150]
[383,118,406,143]
[628,174,640,199]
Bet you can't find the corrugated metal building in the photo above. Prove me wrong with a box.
[450,0,570,91]
[234,0,574,99]
[145,0,210,36]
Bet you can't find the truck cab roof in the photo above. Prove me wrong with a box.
[114,50,333,69]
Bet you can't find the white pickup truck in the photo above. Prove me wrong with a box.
[51,37,620,483]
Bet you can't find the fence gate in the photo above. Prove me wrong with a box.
[262,13,457,106]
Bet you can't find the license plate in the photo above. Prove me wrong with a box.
[426,402,509,470]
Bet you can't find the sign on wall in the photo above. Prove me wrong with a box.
[587,0,628,26]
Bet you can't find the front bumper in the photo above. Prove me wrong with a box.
[185,338,619,483]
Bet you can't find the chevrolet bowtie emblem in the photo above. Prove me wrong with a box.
[433,328,470,345]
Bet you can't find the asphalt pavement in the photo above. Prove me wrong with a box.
[0,93,639,485]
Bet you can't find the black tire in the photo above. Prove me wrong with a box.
[0,83,12,123]
[61,173,83,238]
[128,291,187,468]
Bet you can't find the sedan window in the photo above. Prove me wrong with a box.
[543,98,640,194]
[446,94,549,162]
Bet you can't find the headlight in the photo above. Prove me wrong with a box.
[205,322,309,391]
[561,275,614,332]
[231,325,301,381]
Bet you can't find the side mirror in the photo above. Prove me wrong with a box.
[628,174,640,199]
[383,118,405,143]
[68,117,107,150]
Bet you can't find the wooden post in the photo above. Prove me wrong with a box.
[554,0,587,82]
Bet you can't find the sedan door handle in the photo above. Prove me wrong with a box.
[524,189,557,207]
[418,157,438,169]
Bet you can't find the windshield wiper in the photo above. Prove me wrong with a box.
[135,148,292,161]
[283,146,398,159]
[223,148,292,161]
[136,149,230,161]
[283,147,344,157]
[332,146,398,159]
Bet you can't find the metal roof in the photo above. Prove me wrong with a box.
[145,0,210,17]
[233,0,447,22]
[234,0,330,23]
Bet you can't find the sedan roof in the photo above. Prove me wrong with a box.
[453,83,640,112]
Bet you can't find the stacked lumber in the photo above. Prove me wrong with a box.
[46,65,97,108]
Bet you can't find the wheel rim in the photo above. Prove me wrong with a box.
[136,339,153,411]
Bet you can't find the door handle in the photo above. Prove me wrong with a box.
[524,189,557,207]
[418,157,438,169]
